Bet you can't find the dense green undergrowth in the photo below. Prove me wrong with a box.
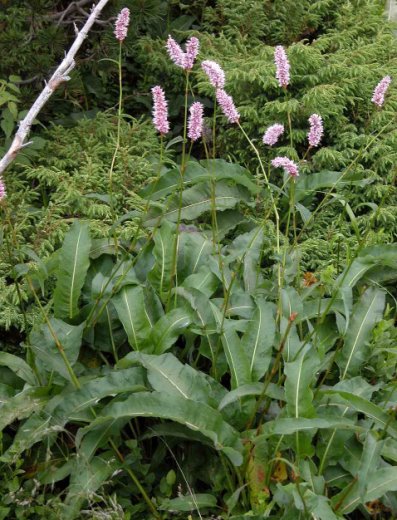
[0,0,397,519]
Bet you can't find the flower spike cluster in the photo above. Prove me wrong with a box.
[274,45,290,88]
[151,86,170,135]
[114,8,130,42]
[271,156,299,177]
[216,89,240,124]
[0,177,6,201]
[188,102,204,141]
[201,60,225,89]
[371,75,392,107]
[263,123,284,146]
[308,114,323,148]
[166,36,200,70]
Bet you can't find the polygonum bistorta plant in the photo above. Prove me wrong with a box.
[308,114,324,148]
[166,35,200,70]
[371,75,392,107]
[216,89,239,124]
[274,45,290,88]
[188,102,204,141]
[263,123,284,146]
[271,156,299,177]
[151,86,170,135]
[201,60,226,89]
[114,7,130,42]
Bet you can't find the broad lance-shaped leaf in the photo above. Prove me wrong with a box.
[0,352,36,385]
[118,352,212,404]
[63,454,119,519]
[144,181,252,226]
[148,220,176,300]
[79,391,244,466]
[332,467,397,514]
[222,320,251,389]
[112,285,152,350]
[285,344,320,419]
[241,298,275,381]
[0,387,49,432]
[53,220,91,320]
[338,287,385,378]
[144,308,192,354]
[30,318,84,382]
[1,368,146,463]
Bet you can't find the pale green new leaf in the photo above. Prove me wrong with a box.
[222,320,251,389]
[241,298,275,381]
[53,221,91,320]
[285,345,320,418]
[337,287,385,378]
[112,285,152,349]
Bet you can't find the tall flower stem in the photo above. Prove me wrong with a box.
[237,122,282,306]
[108,42,124,250]
[166,71,190,310]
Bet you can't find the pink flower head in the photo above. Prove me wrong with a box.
[114,8,130,42]
[166,35,199,70]
[151,86,170,135]
[274,45,290,88]
[0,177,6,200]
[271,156,299,177]
[201,60,226,89]
[308,114,323,148]
[188,102,204,141]
[216,89,239,124]
[184,37,200,70]
[371,75,392,107]
[263,123,284,146]
[166,36,185,68]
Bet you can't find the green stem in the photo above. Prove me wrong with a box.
[166,71,190,310]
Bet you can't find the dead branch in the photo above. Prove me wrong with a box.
[0,0,111,177]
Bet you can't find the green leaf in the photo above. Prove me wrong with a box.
[218,383,284,411]
[257,417,360,438]
[119,352,212,404]
[333,467,397,514]
[285,345,319,419]
[321,390,397,439]
[295,170,369,202]
[30,318,84,382]
[242,298,276,381]
[159,493,217,511]
[0,387,49,432]
[148,220,176,299]
[53,221,91,320]
[85,391,244,465]
[112,285,152,350]
[337,287,385,378]
[222,320,251,389]
[63,454,119,519]
[144,180,252,226]
[145,308,192,354]
[1,368,146,462]
[0,352,36,385]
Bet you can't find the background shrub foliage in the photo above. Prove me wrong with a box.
[0,0,397,518]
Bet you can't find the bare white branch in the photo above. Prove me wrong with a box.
[0,0,111,177]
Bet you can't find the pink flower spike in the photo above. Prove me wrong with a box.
[0,177,6,200]
[263,123,284,146]
[151,86,170,135]
[308,114,323,148]
[216,89,239,124]
[371,75,392,107]
[188,102,204,141]
[274,45,290,88]
[114,8,130,42]
[201,60,226,89]
[271,156,299,177]
[166,36,185,68]
[184,37,200,70]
